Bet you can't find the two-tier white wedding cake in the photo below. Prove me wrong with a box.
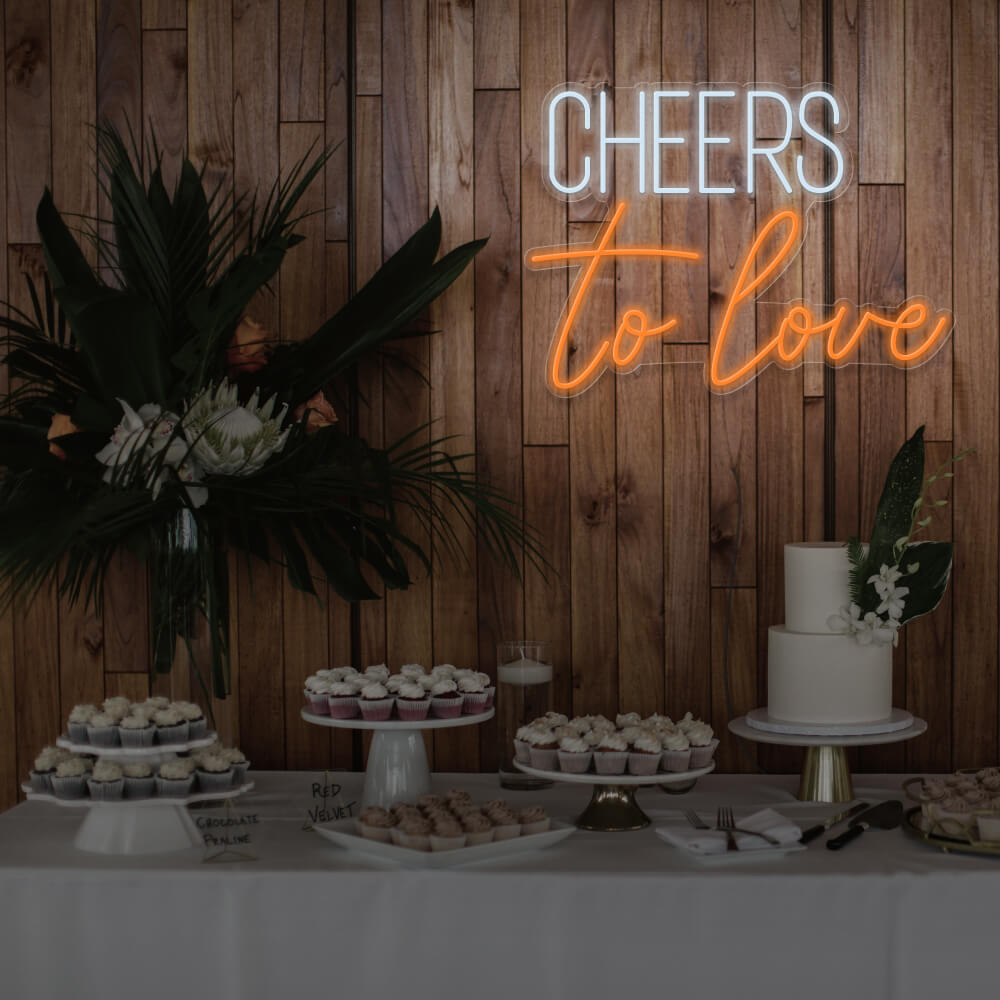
[766,542,893,725]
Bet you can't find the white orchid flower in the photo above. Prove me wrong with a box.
[827,603,864,634]
[867,563,903,600]
[877,585,909,620]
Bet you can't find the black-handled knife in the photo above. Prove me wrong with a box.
[826,800,903,850]
[800,801,870,844]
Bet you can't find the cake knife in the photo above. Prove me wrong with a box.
[826,800,903,849]
[799,801,870,844]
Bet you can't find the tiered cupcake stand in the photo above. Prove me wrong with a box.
[23,733,254,856]
[514,760,715,831]
[301,708,494,809]
[729,710,927,803]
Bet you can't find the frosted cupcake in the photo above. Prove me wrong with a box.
[430,678,463,719]
[462,812,495,846]
[67,704,98,743]
[30,748,68,792]
[557,735,593,773]
[153,707,189,745]
[593,732,629,775]
[364,663,391,683]
[196,753,235,793]
[358,806,396,842]
[660,728,692,772]
[102,697,132,722]
[393,815,432,850]
[141,697,171,714]
[50,757,89,799]
[430,818,467,851]
[304,675,332,715]
[119,712,156,748]
[86,712,120,748]
[174,701,207,740]
[431,663,457,680]
[396,681,431,722]
[358,681,394,721]
[489,808,522,841]
[628,733,663,776]
[458,675,489,715]
[399,663,426,679]
[513,725,534,763]
[87,760,124,801]
[327,680,360,719]
[519,806,550,835]
[527,727,559,770]
[123,761,155,798]
[686,721,718,767]
[221,747,250,784]
[385,674,407,694]
[156,759,196,797]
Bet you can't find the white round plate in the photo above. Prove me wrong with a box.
[745,707,914,737]
[22,780,255,808]
[514,760,715,786]
[301,707,494,731]
[55,732,219,758]
[729,715,927,747]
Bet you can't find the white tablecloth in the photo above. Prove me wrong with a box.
[1,771,998,1000]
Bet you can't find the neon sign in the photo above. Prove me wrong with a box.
[530,84,952,393]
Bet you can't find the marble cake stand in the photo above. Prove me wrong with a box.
[301,708,494,809]
[729,714,928,803]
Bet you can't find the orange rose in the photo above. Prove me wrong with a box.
[47,412,80,459]
[293,390,338,433]
[225,316,273,375]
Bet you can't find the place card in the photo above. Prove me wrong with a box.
[303,772,358,831]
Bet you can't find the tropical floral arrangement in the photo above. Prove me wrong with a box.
[827,426,970,646]
[0,125,533,698]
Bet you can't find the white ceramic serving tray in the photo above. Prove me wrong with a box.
[22,780,255,808]
[314,817,575,868]
[55,732,219,758]
[654,822,807,866]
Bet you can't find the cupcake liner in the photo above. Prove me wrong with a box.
[359,823,393,843]
[491,822,521,841]
[155,775,195,798]
[689,738,719,769]
[593,750,629,775]
[389,827,406,846]
[396,697,431,722]
[430,833,467,851]
[67,722,90,744]
[484,686,496,710]
[395,830,431,851]
[87,778,124,801]
[29,770,53,794]
[528,746,558,770]
[156,721,190,745]
[513,739,532,764]
[359,697,395,721]
[327,695,360,719]
[196,769,235,794]
[231,761,251,785]
[520,818,551,835]
[556,749,593,773]
[86,726,120,748]
[304,691,331,716]
[464,829,495,846]
[661,748,692,773]
[430,696,464,719]
[187,718,208,741]
[119,726,156,748]
[461,691,489,715]
[50,775,87,799]
[628,752,661,776]
[124,776,156,799]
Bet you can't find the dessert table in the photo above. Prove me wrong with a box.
[0,771,997,1000]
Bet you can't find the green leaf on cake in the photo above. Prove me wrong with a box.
[897,540,954,624]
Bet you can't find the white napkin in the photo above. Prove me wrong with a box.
[658,808,802,855]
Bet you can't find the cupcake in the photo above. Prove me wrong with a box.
[358,681,394,721]
[358,806,396,842]
[393,815,432,850]
[328,666,357,683]
[102,697,132,722]
[385,674,407,694]
[153,708,189,744]
[462,812,495,846]
[430,678,464,719]
[400,663,426,679]
[196,753,235,793]
[593,732,629,775]
[364,663,391,683]
[628,733,662,775]
[327,681,360,719]
[557,735,593,773]
[87,760,124,801]
[518,806,551,835]
[445,787,472,806]
[489,808,521,841]
[30,748,68,792]
[686,721,718,767]
[174,701,207,740]
[119,712,156,748]
[221,747,250,785]
[431,663,457,680]
[86,712,120,748]
[429,818,467,851]
[660,728,692,772]
[458,675,489,715]
[67,704,98,743]
[417,794,444,810]
[156,759,196,797]
[513,725,534,763]
[50,757,89,799]
[527,727,559,770]
[122,761,155,798]
[141,697,171,714]
[417,673,438,693]
[304,675,332,715]
[616,711,641,728]
[396,681,431,721]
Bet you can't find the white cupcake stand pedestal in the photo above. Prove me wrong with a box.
[301,708,494,810]
[514,760,716,832]
[729,713,928,803]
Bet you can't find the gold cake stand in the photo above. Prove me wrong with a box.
[514,760,715,831]
[728,714,928,803]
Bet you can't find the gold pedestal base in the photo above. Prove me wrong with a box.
[798,745,854,803]
[576,784,650,831]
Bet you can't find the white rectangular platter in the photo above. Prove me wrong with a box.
[314,817,575,868]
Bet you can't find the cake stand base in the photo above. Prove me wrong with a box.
[363,730,432,809]
[799,745,853,803]
[74,804,202,855]
[576,785,650,831]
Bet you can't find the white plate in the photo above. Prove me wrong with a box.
[745,707,914,737]
[55,732,219,758]
[301,708,494,731]
[513,760,715,786]
[654,821,807,866]
[22,781,255,808]
[313,817,575,867]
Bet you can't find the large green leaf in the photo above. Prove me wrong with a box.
[898,540,954,623]
[35,189,100,295]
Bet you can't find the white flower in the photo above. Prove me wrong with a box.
[184,379,290,476]
[876,585,909,620]
[867,563,903,600]
[827,603,864,635]
[853,611,900,648]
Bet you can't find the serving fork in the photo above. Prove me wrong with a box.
[682,808,780,848]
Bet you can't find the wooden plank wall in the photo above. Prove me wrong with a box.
[0,1,997,810]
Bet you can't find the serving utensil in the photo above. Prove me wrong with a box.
[826,800,903,850]
[800,801,870,844]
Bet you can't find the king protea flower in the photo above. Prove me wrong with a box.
[184,379,290,476]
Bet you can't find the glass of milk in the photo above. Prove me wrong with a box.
[497,640,554,790]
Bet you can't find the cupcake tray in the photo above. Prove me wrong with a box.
[514,761,715,832]
[55,732,219,759]
[314,817,575,868]
[902,807,1000,858]
[22,780,254,809]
